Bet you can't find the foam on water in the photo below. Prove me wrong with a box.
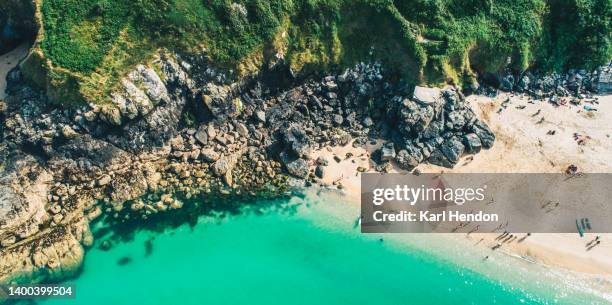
[38,191,611,305]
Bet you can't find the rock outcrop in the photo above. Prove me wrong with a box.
[0,54,497,284]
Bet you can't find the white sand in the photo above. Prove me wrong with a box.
[309,93,612,276]
[0,43,29,100]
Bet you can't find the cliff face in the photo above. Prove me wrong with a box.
[13,0,611,107]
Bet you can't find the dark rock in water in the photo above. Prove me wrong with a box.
[285,158,309,178]
[462,133,482,154]
[99,240,112,251]
[145,238,154,257]
[380,142,396,162]
[117,257,132,266]
[315,165,325,179]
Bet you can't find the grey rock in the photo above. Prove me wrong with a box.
[440,137,465,165]
[594,65,612,93]
[396,148,422,170]
[235,123,249,137]
[255,111,266,123]
[412,86,441,106]
[447,111,466,130]
[100,106,122,126]
[133,65,170,104]
[333,114,344,126]
[315,165,326,179]
[282,125,311,158]
[397,99,435,135]
[500,74,514,92]
[121,79,154,116]
[380,142,396,162]
[422,120,443,139]
[97,175,111,186]
[285,158,309,178]
[427,149,453,168]
[194,125,208,145]
[463,133,482,154]
[472,121,495,149]
[207,124,217,140]
[201,148,220,162]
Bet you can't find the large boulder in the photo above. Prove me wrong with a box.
[462,133,482,154]
[441,137,465,164]
[201,83,242,120]
[427,137,465,168]
[285,158,309,178]
[396,98,435,135]
[395,143,423,170]
[281,125,311,158]
[412,86,441,106]
[471,121,495,149]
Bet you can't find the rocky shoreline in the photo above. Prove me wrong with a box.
[0,46,609,285]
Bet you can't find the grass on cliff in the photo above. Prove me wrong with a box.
[33,0,611,105]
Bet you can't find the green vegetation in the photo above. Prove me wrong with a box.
[19,0,612,104]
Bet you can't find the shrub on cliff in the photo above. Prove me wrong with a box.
[20,0,612,105]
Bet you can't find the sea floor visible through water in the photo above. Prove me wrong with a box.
[35,190,611,305]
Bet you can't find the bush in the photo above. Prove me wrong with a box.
[34,0,612,104]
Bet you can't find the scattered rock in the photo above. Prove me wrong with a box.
[97,175,112,186]
[315,165,326,178]
[380,142,396,162]
[195,125,208,145]
[201,148,220,162]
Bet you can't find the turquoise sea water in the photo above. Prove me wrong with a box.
[39,191,611,305]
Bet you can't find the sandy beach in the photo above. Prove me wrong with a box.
[0,43,29,100]
[309,93,612,277]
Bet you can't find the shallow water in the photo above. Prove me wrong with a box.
[38,191,611,305]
